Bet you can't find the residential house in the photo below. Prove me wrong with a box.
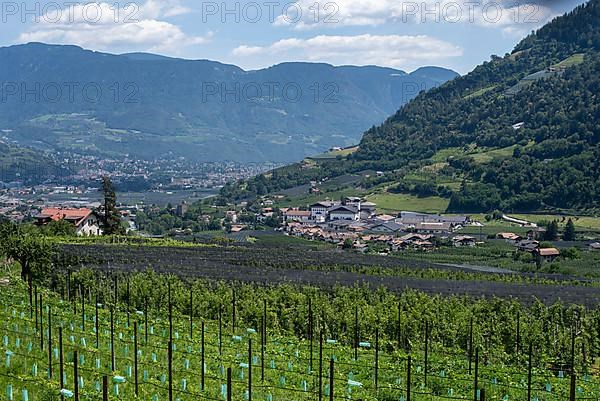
[414,222,453,235]
[352,241,369,253]
[526,227,547,241]
[452,235,476,247]
[534,248,561,262]
[329,205,359,221]
[256,212,274,223]
[310,201,337,223]
[516,240,540,253]
[327,220,354,231]
[225,210,238,223]
[343,197,362,209]
[230,225,246,233]
[371,222,403,233]
[412,240,435,250]
[360,202,377,219]
[36,207,103,236]
[284,209,311,223]
[496,232,522,244]
[399,233,435,244]
[399,211,468,226]
[376,214,397,222]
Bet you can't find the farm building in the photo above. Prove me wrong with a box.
[497,232,522,244]
[35,207,103,236]
[534,248,561,262]
[452,235,476,247]
[283,209,311,222]
[329,205,360,221]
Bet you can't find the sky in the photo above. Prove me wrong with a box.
[0,0,588,74]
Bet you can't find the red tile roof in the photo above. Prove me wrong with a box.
[39,208,94,226]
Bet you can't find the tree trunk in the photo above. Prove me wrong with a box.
[20,259,30,282]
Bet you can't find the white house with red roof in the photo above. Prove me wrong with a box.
[36,208,103,236]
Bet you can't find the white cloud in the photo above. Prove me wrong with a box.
[17,0,207,55]
[274,0,556,32]
[232,34,463,70]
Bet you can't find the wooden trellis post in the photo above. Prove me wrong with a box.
[74,350,79,401]
[95,294,100,349]
[168,340,173,401]
[201,321,205,391]
[319,331,323,401]
[189,286,193,340]
[110,307,115,371]
[527,344,532,401]
[329,357,334,401]
[39,293,44,351]
[134,322,139,397]
[354,305,359,361]
[59,327,64,401]
[375,327,379,390]
[248,339,253,401]
[48,308,52,379]
[81,285,85,331]
[469,317,473,375]
[424,321,429,386]
[407,355,411,401]
[102,376,108,401]
[227,367,232,401]
[474,349,479,401]
[232,289,236,335]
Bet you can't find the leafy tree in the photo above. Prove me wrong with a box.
[563,218,576,241]
[0,223,53,282]
[101,176,125,235]
[544,221,560,241]
[41,219,76,236]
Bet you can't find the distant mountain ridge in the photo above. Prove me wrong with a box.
[0,43,458,165]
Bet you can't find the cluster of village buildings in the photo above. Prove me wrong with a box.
[495,230,565,262]
[277,197,477,251]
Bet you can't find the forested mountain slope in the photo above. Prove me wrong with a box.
[223,0,600,212]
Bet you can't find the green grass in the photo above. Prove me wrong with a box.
[470,145,517,163]
[308,146,359,160]
[553,53,585,68]
[365,193,449,214]
[463,85,497,99]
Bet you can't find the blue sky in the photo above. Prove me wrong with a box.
[0,0,587,74]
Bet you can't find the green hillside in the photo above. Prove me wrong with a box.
[221,0,600,213]
[0,142,67,183]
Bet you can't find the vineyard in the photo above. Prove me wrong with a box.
[57,244,600,307]
[1,267,600,401]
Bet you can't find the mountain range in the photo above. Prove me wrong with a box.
[222,0,600,212]
[0,43,457,169]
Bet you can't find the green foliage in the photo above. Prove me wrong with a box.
[0,222,54,282]
[564,218,576,241]
[544,220,560,241]
[101,176,125,236]
[39,219,76,237]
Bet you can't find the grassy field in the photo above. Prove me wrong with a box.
[553,53,585,68]
[307,146,359,160]
[509,214,600,231]
[463,84,497,99]
[365,192,450,214]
